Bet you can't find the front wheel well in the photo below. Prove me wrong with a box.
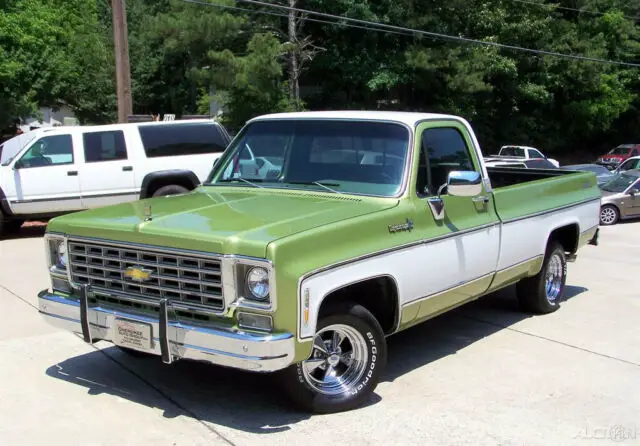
[548,223,579,254]
[141,171,200,198]
[318,276,398,335]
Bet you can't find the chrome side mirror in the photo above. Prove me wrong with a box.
[427,170,484,222]
[447,170,483,197]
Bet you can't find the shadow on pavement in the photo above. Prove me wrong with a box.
[2,222,47,240]
[383,284,588,382]
[46,348,317,433]
[44,283,587,431]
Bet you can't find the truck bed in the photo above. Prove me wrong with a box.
[486,167,600,222]
[486,166,573,189]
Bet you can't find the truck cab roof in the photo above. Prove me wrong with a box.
[249,110,465,128]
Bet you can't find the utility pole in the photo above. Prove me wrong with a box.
[288,0,300,108]
[112,0,133,123]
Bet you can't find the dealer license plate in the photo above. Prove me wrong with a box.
[113,318,153,352]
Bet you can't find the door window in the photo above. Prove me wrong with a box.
[417,127,476,197]
[83,130,127,162]
[18,134,74,168]
[529,149,544,159]
[618,159,637,171]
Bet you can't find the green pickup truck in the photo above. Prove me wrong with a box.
[39,111,601,413]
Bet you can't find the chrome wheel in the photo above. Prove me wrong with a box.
[600,206,617,225]
[302,324,369,395]
[545,253,564,303]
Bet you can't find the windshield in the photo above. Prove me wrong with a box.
[568,165,610,175]
[600,173,639,193]
[608,146,631,155]
[0,132,38,165]
[205,119,411,197]
[524,159,556,169]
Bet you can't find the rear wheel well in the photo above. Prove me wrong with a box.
[318,276,398,335]
[548,224,579,254]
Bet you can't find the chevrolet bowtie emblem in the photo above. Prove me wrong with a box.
[124,266,153,282]
[143,203,152,222]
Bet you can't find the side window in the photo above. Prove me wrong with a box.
[139,123,228,158]
[19,134,74,168]
[530,149,544,159]
[417,127,476,197]
[83,131,127,162]
[619,160,630,170]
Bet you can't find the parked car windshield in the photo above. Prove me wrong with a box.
[600,173,639,193]
[524,159,557,169]
[566,164,610,175]
[608,146,631,155]
[205,119,411,197]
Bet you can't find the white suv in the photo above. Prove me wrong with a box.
[0,119,230,236]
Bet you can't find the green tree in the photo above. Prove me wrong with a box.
[206,32,295,131]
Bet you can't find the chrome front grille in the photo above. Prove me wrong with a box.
[68,240,224,311]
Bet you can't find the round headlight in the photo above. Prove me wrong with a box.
[56,241,67,269]
[246,267,269,300]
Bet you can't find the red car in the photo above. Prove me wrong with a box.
[596,144,640,170]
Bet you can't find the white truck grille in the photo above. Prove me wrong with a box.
[68,240,224,311]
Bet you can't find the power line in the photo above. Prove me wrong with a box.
[231,0,640,67]
[252,0,640,67]
[507,0,638,21]
[182,0,419,39]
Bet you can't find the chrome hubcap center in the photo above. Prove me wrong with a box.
[301,324,369,396]
[327,354,340,367]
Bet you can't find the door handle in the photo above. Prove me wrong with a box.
[122,166,133,171]
[472,195,490,203]
[67,170,78,176]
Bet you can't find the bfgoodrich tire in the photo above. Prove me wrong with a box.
[152,184,190,197]
[516,241,567,314]
[280,302,387,414]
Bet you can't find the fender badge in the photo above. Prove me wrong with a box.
[144,204,152,222]
[388,218,414,233]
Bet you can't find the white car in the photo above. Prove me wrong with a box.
[485,145,560,167]
[0,119,230,236]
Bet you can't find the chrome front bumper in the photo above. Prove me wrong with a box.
[38,289,295,372]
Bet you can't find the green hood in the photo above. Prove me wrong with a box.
[47,187,399,258]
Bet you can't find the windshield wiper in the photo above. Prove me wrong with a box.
[286,180,343,194]
[217,178,264,188]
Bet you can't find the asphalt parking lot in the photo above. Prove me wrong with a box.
[0,222,639,445]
